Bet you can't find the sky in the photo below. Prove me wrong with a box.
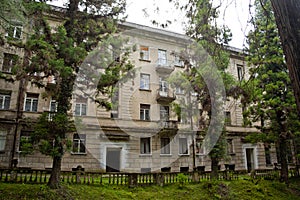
[49,0,253,48]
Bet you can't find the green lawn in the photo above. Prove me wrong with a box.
[0,178,299,200]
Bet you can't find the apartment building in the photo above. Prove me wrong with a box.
[0,10,281,172]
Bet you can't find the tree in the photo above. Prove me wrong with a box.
[270,0,300,117]
[4,0,132,189]
[244,0,300,184]
[171,0,235,179]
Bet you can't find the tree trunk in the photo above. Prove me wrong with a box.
[270,0,300,117]
[48,155,62,189]
[210,157,219,180]
[278,138,289,184]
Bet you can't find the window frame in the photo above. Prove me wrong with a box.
[179,137,188,155]
[237,64,244,81]
[5,23,23,40]
[140,73,150,90]
[140,137,151,155]
[0,130,7,151]
[74,98,87,116]
[140,46,150,61]
[0,92,11,110]
[24,93,39,112]
[140,104,150,121]
[160,137,171,155]
[2,53,18,73]
[158,49,167,65]
[72,134,86,154]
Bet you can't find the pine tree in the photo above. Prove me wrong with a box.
[244,0,300,184]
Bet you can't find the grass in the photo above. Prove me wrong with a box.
[0,178,300,200]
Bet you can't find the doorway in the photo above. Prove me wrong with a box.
[106,148,121,172]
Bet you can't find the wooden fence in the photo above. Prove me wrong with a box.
[0,168,298,187]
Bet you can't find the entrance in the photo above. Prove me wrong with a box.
[246,148,254,172]
[106,148,121,172]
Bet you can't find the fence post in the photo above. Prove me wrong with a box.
[128,173,138,187]
[192,171,200,183]
[154,173,165,186]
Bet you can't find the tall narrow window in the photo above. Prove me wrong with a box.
[2,53,18,73]
[159,77,168,93]
[75,98,87,116]
[140,46,149,60]
[227,139,234,154]
[24,93,38,112]
[0,130,7,151]
[140,137,151,154]
[179,138,188,155]
[140,73,150,90]
[72,134,86,154]
[0,91,11,110]
[161,137,170,154]
[140,104,150,120]
[158,49,167,65]
[264,146,272,166]
[237,64,244,81]
[225,111,231,125]
[160,106,169,121]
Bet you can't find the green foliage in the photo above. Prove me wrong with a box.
[176,173,188,188]
[1,178,300,199]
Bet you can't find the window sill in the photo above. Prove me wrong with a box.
[139,88,152,92]
[139,154,152,157]
[160,154,172,157]
[139,59,151,62]
[179,154,189,156]
[71,152,87,155]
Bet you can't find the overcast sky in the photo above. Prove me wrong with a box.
[49,0,252,48]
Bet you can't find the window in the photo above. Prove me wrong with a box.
[264,146,272,166]
[140,104,150,120]
[227,139,234,154]
[195,138,203,154]
[24,93,38,112]
[158,49,167,65]
[140,137,151,154]
[225,111,231,125]
[49,99,57,112]
[5,23,22,39]
[0,92,11,110]
[75,98,87,116]
[159,77,168,93]
[237,64,244,81]
[174,55,184,67]
[140,46,149,60]
[160,106,169,121]
[2,53,18,73]
[175,87,184,95]
[179,138,188,155]
[0,130,7,151]
[140,73,150,90]
[19,131,32,152]
[161,137,170,154]
[72,134,86,154]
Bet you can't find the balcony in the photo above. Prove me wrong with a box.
[156,89,176,104]
[155,59,175,74]
[158,120,178,129]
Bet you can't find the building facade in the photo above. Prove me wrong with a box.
[0,11,283,172]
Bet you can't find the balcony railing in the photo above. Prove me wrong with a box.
[156,59,175,74]
[158,120,178,129]
[156,89,176,103]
